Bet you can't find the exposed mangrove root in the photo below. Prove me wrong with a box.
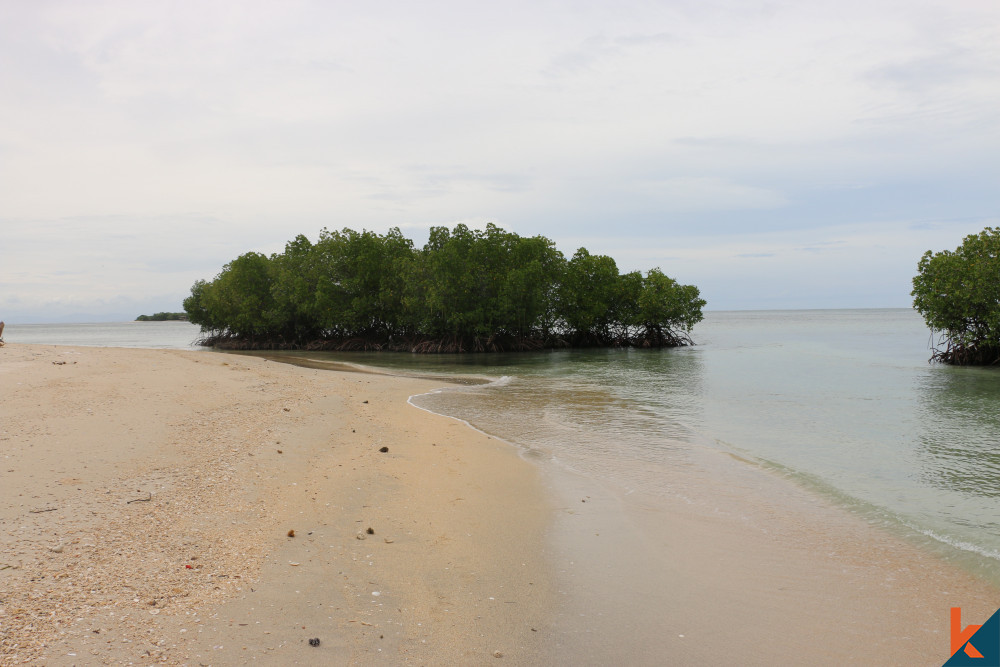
[197,329,694,354]
[930,340,1000,366]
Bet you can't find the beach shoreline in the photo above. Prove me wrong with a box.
[2,343,998,665]
[531,441,1000,665]
[0,344,553,664]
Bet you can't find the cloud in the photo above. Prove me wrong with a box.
[0,213,279,323]
[1,1,999,317]
[867,48,999,93]
[625,177,787,212]
[568,216,998,310]
[542,30,678,78]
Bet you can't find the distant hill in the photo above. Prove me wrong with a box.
[135,312,188,321]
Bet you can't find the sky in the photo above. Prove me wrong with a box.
[2,0,999,322]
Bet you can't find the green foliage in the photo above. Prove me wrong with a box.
[184,252,277,339]
[558,249,621,342]
[310,227,414,337]
[413,223,564,342]
[637,268,706,343]
[270,234,324,340]
[912,226,1000,365]
[184,225,706,352]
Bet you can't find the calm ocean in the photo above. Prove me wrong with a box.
[10,310,1000,583]
[5,320,204,349]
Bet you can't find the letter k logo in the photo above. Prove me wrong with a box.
[953,607,984,659]
[945,606,1000,666]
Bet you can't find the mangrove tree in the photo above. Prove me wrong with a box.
[912,226,1000,365]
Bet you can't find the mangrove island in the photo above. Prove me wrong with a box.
[135,312,189,321]
[184,224,706,352]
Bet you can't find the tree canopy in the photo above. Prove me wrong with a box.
[912,226,1000,365]
[184,224,706,352]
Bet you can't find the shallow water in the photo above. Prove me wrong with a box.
[249,309,1000,584]
[14,311,1000,584]
[5,320,203,349]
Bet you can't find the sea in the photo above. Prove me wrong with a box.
[8,310,1000,586]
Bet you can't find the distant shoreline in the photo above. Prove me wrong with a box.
[134,312,188,321]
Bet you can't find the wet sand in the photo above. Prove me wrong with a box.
[536,451,999,666]
[1,343,997,665]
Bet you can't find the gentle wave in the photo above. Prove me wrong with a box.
[908,525,1000,563]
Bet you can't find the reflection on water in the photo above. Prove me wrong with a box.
[15,314,1000,581]
[271,347,709,493]
[415,347,708,483]
[15,314,1000,578]
[256,309,1000,581]
[917,366,1000,501]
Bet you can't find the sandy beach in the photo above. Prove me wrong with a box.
[1,344,552,665]
[2,342,998,665]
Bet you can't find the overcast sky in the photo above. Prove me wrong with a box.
[2,0,998,322]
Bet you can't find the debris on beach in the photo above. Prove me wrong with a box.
[379,446,389,453]
[366,527,375,535]
[287,529,295,538]
[308,637,321,647]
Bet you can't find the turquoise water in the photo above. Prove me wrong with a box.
[250,309,1000,581]
[13,311,1000,582]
